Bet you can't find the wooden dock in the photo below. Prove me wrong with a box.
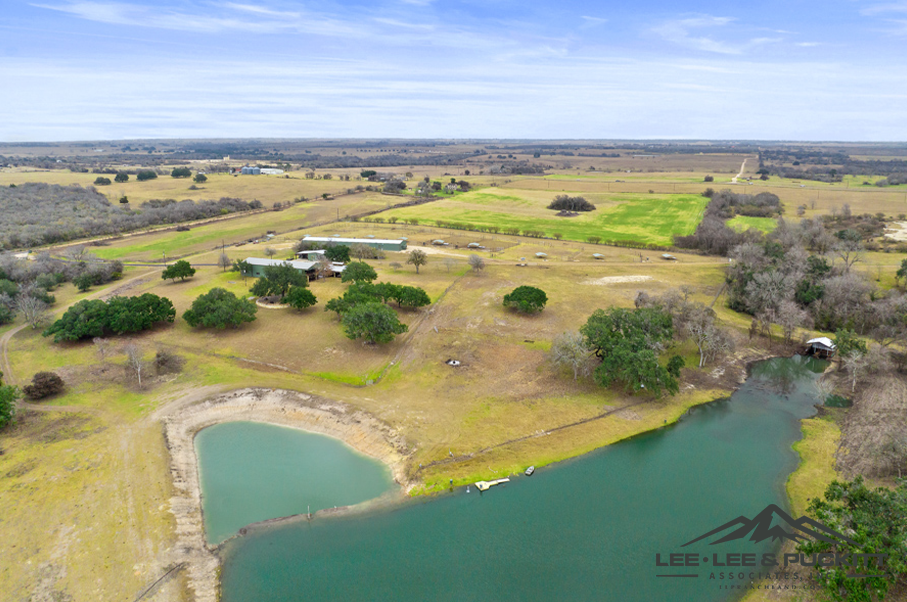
[474,478,510,491]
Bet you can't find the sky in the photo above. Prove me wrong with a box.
[1,0,906,141]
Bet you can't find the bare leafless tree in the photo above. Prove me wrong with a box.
[468,255,485,274]
[218,252,231,272]
[550,331,594,380]
[443,257,456,273]
[93,337,109,359]
[16,295,48,329]
[833,240,863,274]
[775,300,812,344]
[123,343,145,388]
[842,350,868,393]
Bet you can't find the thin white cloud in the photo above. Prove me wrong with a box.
[860,2,907,16]
[652,16,780,54]
[581,15,608,28]
[222,3,301,18]
[796,42,822,47]
[31,1,359,35]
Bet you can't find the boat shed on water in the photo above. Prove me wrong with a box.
[805,337,837,359]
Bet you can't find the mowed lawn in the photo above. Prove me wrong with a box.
[379,188,709,246]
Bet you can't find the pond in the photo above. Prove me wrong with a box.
[218,356,828,601]
[195,421,395,544]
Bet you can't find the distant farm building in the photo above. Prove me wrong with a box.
[296,249,326,261]
[244,257,344,280]
[240,166,261,175]
[302,236,408,251]
[259,168,285,175]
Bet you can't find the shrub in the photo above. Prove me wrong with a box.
[153,349,185,375]
[171,167,192,178]
[183,288,257,329]
[93,177,112,186]
[23,371,65,400]
[285,286,317,310]
[136,170,158,181]
[503,286,548,313]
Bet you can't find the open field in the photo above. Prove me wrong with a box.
[62,193,393,262]
[378,187,709,246]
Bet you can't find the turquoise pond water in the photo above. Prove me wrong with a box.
[194,421,394,544]
[208,356,828,602]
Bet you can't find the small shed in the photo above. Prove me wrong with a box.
[535,252,548,259]
[592,253,604,260]
[661,254,677,261]
[805,337,837,359]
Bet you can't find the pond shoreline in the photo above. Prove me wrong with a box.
[159,388,413,602]
[160,347,784,602]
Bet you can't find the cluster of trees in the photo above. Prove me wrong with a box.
[0,250,122,325]
[547,195,596,212]
[635,288,734,369]
[761,149,907,183]
[799,477,907,601]
[321,261,430,343]
[0,183,264,249]
[550,290,735,393]
[247,263,317,310]
[43,294,176,342]
[675,189,782,255]
[326,281,430,316]
[578,307,685,397]
[725,227,907,355]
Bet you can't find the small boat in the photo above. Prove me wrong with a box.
[525,466,535,476]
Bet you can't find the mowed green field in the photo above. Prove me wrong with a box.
[77,193,391,262]
[726,215,778,233]
[379,188,709,246]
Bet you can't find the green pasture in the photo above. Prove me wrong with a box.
[726,215,778,234]
[378,189,709,246]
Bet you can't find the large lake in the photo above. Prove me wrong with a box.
[215,356,828,602]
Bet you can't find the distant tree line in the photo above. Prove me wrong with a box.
[0,183,263,249]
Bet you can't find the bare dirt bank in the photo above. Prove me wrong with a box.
[159,388,412,602]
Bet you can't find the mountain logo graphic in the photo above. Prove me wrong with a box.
[681,504,857,547]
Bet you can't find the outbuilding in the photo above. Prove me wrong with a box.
[301,236,407,252]
[805,337,837,359]
[244,257,344,280]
